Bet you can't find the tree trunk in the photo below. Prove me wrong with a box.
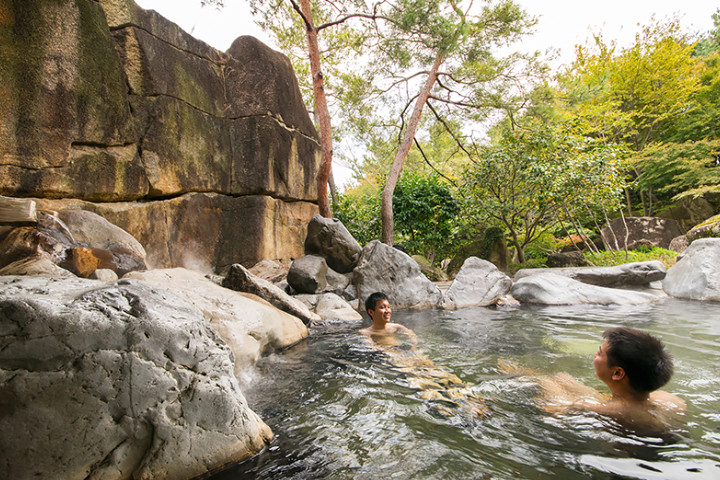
[381,52,444,244]
[300,0,333,217]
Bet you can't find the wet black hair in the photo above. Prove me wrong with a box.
[365,292,389,314]
[602,327,674,393]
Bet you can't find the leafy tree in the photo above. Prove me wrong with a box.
[462,125,626,262]
[393,172,459,264]
[332,189,382,246]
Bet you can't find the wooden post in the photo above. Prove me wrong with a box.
[0,196,38,224]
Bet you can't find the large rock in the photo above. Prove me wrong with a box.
[126,268,308,368]
[0,275,272,480]
[440,257,512,309]
[294,293,363,322]
[287,255,328,294]
[57,209,147,260]
[512,273,659,305]
[304,214,362,273]
[514,261,666,288]
[663,238,720,302]
[222,263,321,325]
[600,217,684,250]
[685,213,720,243]
[1,0,320,270]
[353,240,442,308]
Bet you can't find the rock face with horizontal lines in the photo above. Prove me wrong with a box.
[0,0,320,271]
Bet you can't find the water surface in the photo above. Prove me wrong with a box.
[215,298,720,479]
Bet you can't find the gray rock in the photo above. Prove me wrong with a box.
[354,240,442,308]
[440,257,512,309]
[58,209,147,260]
[0,275,272,480]
[325,267,352,295]
[668,235,687,253]
[128,268,309,368]
[221,263,321,326]
[546,251,591,267]
[304,214,362,273]
[248,259,289,284]
[601,216,684,250]
[663,238,720,302]
[287,255,328,294]
[514,261,666,288]
[294,293,363,322]
[685,213,720,243]
[0,254,75,277]
[512,273,659,305]
[90,268,119,281]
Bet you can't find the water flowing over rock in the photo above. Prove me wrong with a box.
[600,217,684,250]
[514,261,666,288]
[304,214,362,273]
[440,257,512,309]
[0,275,272,480]
[1,0,320,271]
[512,273,659,305]
[663,238,720,302]
[222,263,321,325]
[126,268,309,368]
[354,240,442,308]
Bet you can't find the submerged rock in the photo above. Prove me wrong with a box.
[354,240,442,308]
[0,275,272,480]
[663,238,720,302]
[440,257,512,309]
[512,273,659,305]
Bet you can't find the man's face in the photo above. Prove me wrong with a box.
[369,299,392,325]
[594,340,613,384]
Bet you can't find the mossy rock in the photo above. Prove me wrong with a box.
[411,255,449,282]
[686,213,720,243]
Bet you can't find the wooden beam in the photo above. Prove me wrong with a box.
[0,196,37,224]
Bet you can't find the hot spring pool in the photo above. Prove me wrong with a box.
[213,297,720,479]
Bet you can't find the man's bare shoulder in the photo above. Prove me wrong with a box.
[650,390,687,413]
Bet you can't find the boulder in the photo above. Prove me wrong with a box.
[685,213,720,243]
[353,240,442,308]
[294,293,363,322]
[546,251,591,268]
[514,261,666,288]
[512,273,659,305]
[668,235,687,253]
[439,257,512,309]
[287,255,328,294]
[304,214,362,273]
[0,254,74,277]
[601,217,684,250]
[663,238,720,302]
[57,208,147,260]
[325,267,352,295]
[248,259,289,284]
[0,275,272,480]
[222,263,321,325]
[2,0,321,271]
[126,268,308,368]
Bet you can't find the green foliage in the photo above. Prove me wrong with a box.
[393,171,459,263]
[332,190,381,247]
[585,247,677,269]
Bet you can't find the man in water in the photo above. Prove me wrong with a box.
[359,292,417,347]
[359,292,488,417]
[505,327,686,433]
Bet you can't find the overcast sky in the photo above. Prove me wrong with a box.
[133,0,718,188]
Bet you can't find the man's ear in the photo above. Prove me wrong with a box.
[611,367,626,382]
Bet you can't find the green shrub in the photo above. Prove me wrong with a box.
[584,247,678,269]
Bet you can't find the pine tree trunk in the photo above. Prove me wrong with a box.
[381,52,444,244]
[301,0,333,217]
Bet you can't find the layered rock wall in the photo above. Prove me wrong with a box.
[0,0,320,270]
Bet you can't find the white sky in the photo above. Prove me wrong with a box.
[133,0,718,188]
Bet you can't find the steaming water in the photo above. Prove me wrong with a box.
[214,298,720,479]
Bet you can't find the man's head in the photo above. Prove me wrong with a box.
[365,292,389,316]
[598,327,674,393]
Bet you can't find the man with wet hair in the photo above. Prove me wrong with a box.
[359,292,417,345]
[502,326,685,433]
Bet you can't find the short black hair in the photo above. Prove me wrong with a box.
[365,292,388,314]
[602,327,674,393]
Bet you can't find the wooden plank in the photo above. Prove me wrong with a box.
[0,195,37,223]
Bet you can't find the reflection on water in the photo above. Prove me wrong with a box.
[213,298,720,480]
